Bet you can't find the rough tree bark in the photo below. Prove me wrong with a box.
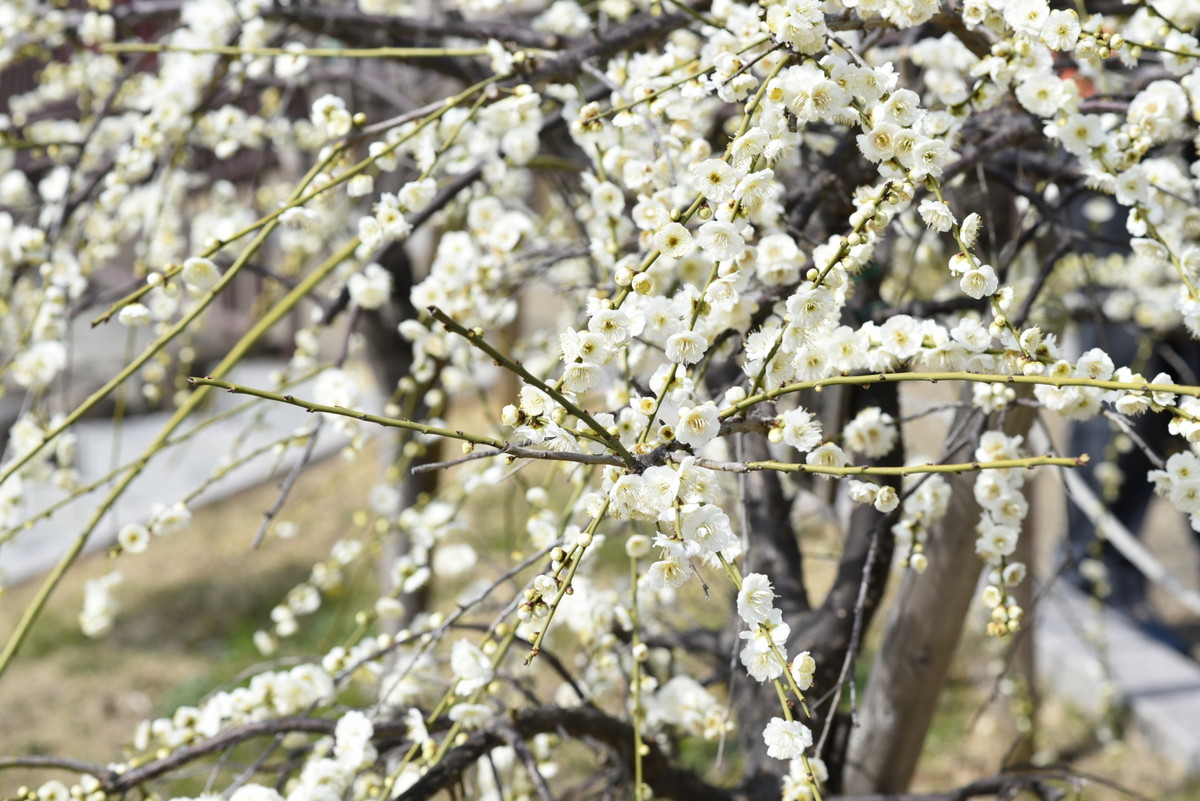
[843,399,1037,793]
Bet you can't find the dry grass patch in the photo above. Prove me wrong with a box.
[0,444,381,793]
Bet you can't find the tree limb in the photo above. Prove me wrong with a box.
[397,705,734,801]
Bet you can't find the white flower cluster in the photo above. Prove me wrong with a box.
[847,480,900,514]
[1148,452,1200,534]
[222,712,377,801]
[79,571,123,638]
[322,712,382,794]
[406,196,530,389]
[972,433,1031,636]
[782,754,830,801]
[133,662,336,753]
[643,675,731,741]
[312,367,366,444]
[891,474,952,574]
[736,573,796,686]
[11,0,1200,795]
[763,716,813,761]
[114,502,192,557]
[258,538,364,650]
[1,413,78,498]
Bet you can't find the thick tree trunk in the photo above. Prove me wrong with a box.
[731,383,902,797]
[843,402,1036,792]
[363,241,439,630]
[840,466,984,793]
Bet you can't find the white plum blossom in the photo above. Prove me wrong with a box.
[79,572,123,638]
[150,502,192,536]
[12,341,66,389]
[450,639,494,695]
[960,213,982,248]
[778,407,823,452]
[311,94,353,138]
[12,1,1200,794]
[691,159,738,201]
[588,307,633,347]
[879,315,924,361]
[675,402,720,449]
[918,198,955,232]
[786,286,837,334]
[118,303,153,327]
[737,573,776,625]
[368,484,402,517]
[399,178,436,211]
[665,330,709,364]
[348,263,393,309]
[609,472,647,518]
[681,504,735,556]
[843,407,898,459]
[181,256,221,294]
[764,717,813,760]
[1042,9,1081,51]
[333,710,376,769]
[740,619,790,682]
[806,443,850,473]
[447,702,492,729]
[641,465,682,516]
[790,652,817,691]
[857,121,901,163]
[230,785,283,801]
[695,220,745,262]
[647,556,690,589]
[313,368,358,408]
[562,360,602,393]
[960,264,999,299]
[975,432,1023,463]
[653,222,694,258]
[118,523,151,554]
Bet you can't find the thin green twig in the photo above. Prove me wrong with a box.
[427,306,637,468]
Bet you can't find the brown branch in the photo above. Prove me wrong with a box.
[832,765,1155,801]
[519,4,707,85]
[493,720,556,801]
[930,11,994,59]
[103,717,337,792]
[0,756,117,783]
[260,4,565,51]
[743,435,812,616]
[397,705,733,801]
[940,113,1040,185]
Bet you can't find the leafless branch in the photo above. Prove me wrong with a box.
[396,705,734,801]
[493,720,556,801]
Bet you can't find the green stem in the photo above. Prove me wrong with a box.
[0,238,360,680]
[630,553,646,801]
[721,370,1200,420]
[527,503,608,662]
[1118,39,1196,58]
[102,43,496,59]
[186,378,508,449]
[0,367,325,548]
[699,454,1086,476]
[428,306,637,467]
[90,140,343,325]
[2,193,294,486]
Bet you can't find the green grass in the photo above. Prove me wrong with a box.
[151,559,381,715]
